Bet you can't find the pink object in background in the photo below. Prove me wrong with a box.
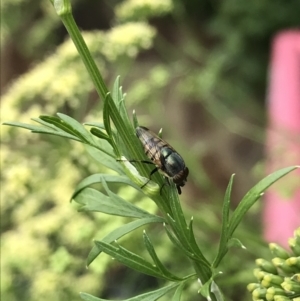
[264,31,300,248]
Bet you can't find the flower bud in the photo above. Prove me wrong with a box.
[291,273,300,283]
[269,243,290,259]
[272,257,296,274]
[273,296,293,301]
[247,283,261,293]
[285,256,300,270]
[262,274,284,287]
[281,277,300,293]
[288,237,300,256]
[252,287,267,299]
[256,258,278,274]
[266,286,286,301]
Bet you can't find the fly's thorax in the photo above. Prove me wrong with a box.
[160,147,186,178]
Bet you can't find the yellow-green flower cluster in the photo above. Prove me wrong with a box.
[102,22,156,61]
[247,228,300,301]
[2,22,155,119]
[115,0,173,22]
[1,32,98,116]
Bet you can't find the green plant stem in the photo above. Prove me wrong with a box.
[50,0,173,212]
[51,0,108,101]
[192,261,217,301]
[51,2,217,299]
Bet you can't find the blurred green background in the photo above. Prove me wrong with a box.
[1,0,299,300]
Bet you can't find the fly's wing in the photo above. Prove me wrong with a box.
[136,126,173,165]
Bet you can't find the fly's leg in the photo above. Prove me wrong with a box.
[159,177,173,195]
[141,167,158,189]
[117,159,158,189]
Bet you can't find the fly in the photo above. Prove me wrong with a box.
[129,126,189,194]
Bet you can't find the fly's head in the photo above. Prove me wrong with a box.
[172,166,189,194]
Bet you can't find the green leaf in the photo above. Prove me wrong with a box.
[103,93,114,143]
[188,218,208,265]
[101,178,154,217]
[90,128,111,142]
[132,110,139,129]
[57,113,95,144]
[199,278,212,298]
[71,173,141,200]
[125,283,180,301]
[228,166,298,238]
[74,187,153,218]
[143,231,183,281]
[80,293,103,301]
[3,121,82,142]
[39,115,79,137]
[158,128,163,139]
[105,94,141,168]
[168,188,190,247]
[33,116,75,132]
[227,237,246,249]
[172,281,186,301]
[165,216,193,256]
[167,191,210,269]
[213,174,235,268]
[210,281,224,301]
[84,122,105,129]
[87,217,165,266]
[164,224,200,263]
[111,77,126,150]
[85,144,123,173]
[36,115,114,156]
[111,76,129,125]
[165,215,205,264]
[80,282,179,301]
[112,76,125,113]
[112,76,121,103]
[94,241,167,280]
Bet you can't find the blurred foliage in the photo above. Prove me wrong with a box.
[1,0,300,301]
[1,0,63,58]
